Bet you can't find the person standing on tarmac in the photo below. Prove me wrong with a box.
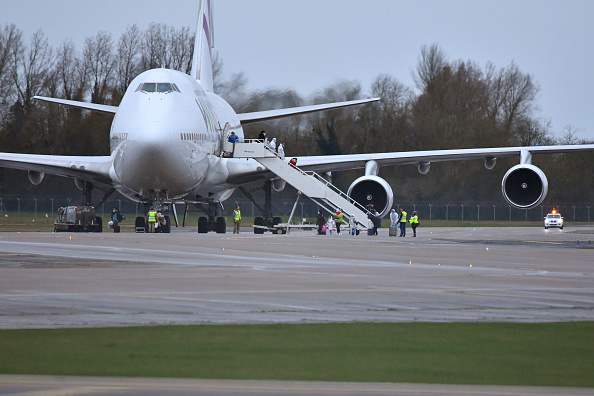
[398,207,407,237]
[317,211,326,235]
[233,205,242,234]
[390,208,398,226]
[147,206,156,233]
[334,209,344,235]
[410,211,419,237]
[111,207,122,233]
[349,216,358,235]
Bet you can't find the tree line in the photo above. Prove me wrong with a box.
[0,24,592,204]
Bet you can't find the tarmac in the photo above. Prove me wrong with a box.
[0,226,593,328]
[0,225,593,395]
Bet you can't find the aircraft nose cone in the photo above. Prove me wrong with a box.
[135,121,172,145]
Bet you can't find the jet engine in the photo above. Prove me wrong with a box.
[272,178,286,192]
[74,178,85,191]
[347,175,394,217]
[501,164,548,209]
[27,171,45,185]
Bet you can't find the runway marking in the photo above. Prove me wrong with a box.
[524,240,564,245]
[440,290,528,298]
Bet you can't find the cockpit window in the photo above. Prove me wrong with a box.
[141,83,156,92]
[139,82,179,93]
[157,83,172,92]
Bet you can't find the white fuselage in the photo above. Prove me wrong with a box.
[108,68,243,203]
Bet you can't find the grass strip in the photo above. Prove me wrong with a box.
[1,322,593,387]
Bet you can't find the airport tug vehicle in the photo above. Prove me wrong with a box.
[54,206,103,233]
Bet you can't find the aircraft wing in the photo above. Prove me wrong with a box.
[295,144,594,174]
[0,153,113,187]
[237,98,379,124]
[34,96,118,114]
[226,143,594,185]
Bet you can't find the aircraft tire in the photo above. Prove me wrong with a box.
[254,216,264,234]
[272,216,282,234]
[198,216,208,233]
[215,216,226,233]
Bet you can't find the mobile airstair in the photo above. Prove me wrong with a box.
[229,140,369,229]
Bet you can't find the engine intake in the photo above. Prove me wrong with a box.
[501,164,548,209]
[347,175,394,217]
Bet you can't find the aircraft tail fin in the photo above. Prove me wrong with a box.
[190,0,214,92]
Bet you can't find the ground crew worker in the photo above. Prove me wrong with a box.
[233,205,241,234]
[227,131,239,157]
[147,206,156,233]
[228,131,239,144]
[111,207,120,233]
[334,209,344,235]
[409,211,419,237]
[399,208,407,237]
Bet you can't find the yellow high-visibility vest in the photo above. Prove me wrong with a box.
[400,210,407,223]
[148,210,156,222]
[234,209,241,221]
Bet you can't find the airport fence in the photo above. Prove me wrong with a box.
[0,194,593,223]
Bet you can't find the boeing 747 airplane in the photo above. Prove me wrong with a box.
[1,1,593,233]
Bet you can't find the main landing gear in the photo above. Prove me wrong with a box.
[197,202,227,234]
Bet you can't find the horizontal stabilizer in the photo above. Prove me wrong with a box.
[34,96,118,114]
[237,97,379,124]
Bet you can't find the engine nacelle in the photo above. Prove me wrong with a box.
[272,178,286,192]
[27,171,45,185]
[501,164,548,209]
[347,175,394,217]
[74,178,85,191]
[417,162,430,174]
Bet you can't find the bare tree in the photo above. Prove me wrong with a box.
[512,117,553,146]
[55,39,90,101]
[140,23,194,74]
[83,31,114,104]
[0,24,22,121]
[485,61,538,136]
[115,24,142,97]
[167,25,193,72]
[414,43,447,92]
[12,29,54,110]
[309,80,363,155]
[557,125,583,145]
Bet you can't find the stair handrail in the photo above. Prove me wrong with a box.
[260,143,371,218]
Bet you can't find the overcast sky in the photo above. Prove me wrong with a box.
[2,0,594,141]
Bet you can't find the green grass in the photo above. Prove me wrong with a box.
[1,322,593,386]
